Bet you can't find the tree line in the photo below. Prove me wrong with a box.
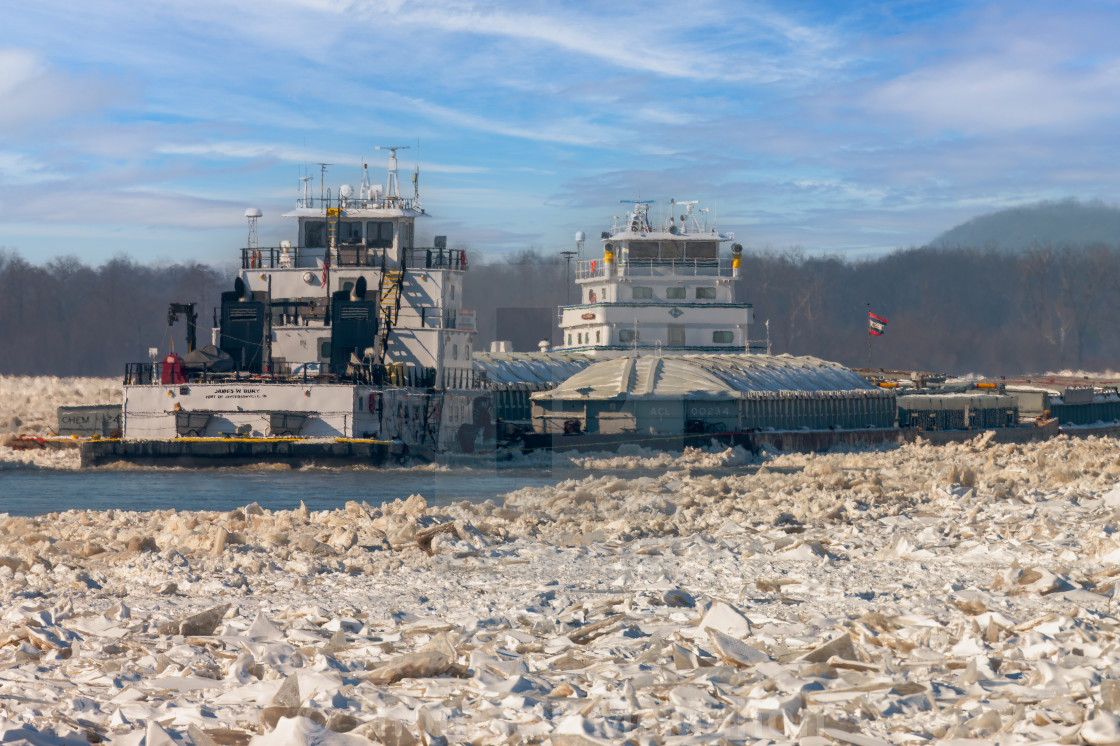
[738,243,1120,375]
[2,243,1118,377]
[0,251,227,377]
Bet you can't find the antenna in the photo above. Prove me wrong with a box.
[678,200,700,231]
[299,176,312,207]
[560,248,578,305]
[375,146,409,199]
[620,199,653,232]
[414,138,421,205]
[315,163,332,206]
[245,208,262,249]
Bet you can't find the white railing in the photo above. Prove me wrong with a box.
[575,259,734,280]
[296,195,419,211]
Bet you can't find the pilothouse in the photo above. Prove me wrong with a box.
[557,199,762,355]
[233,146,475,386]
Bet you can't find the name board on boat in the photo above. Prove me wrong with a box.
[203,387,263,400]
[456,309,476,332]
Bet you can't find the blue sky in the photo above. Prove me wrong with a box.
[3,0,1120,265]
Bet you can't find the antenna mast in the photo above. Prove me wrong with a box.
[315,163,332,207]
[245,208,262,249]
[360,160,371,201]
[375,146,409,201]
[299,176,312,207]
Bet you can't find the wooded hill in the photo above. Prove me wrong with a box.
[935,198,1120,252]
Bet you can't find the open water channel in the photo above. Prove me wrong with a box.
[0,466,568,516]
[0,461,750,516]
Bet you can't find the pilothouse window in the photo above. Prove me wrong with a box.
[366,221,394,248]
[339,222,362,244]
[305,221,325,248]
[660,241,684,260]
[685,241,718,260]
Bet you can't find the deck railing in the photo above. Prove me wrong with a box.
[124,360,455,388]
[240,246,467,271]
[576,258,733,279]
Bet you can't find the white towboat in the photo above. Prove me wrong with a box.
[120,148,495,457]
[557,199,766,355]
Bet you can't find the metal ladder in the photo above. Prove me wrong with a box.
[377,269,405,363]
[422,394,443,446]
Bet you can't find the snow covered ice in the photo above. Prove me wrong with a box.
[9,378,1120,742]
[0,376,119,470]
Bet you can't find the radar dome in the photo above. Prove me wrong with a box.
[244,208,262,218]
[575,231,585,242]
[339,184,354,198]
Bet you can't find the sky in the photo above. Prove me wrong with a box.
[3,0,1120,266]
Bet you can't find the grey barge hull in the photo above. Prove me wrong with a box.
[79,438,430,468]
[520,420,1059,455]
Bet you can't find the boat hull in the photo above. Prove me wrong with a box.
[519,419,1060,454]
[80,437,430,468]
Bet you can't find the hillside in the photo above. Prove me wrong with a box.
[933,198,1120,250]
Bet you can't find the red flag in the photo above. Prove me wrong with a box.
[869,311,887,336]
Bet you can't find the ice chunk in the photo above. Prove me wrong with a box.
[698,601,750,638]
[706,628,769,666]
[156,603,230,636]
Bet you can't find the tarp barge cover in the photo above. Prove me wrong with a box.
[473,351,596,386]
[897,393,1019,429]
[530,353,896,435]
[474,352,598,422]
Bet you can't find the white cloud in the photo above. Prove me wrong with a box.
[0,47,123,133]
[0,152,63,184]
[398,95,625,147]
[157,142,355,164]
[281,0,839,83]
[155,140,488,175]
[0,49,43,97]
[2,185,252,231]
[865,55,1120,134]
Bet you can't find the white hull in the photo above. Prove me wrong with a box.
[124,382,492,453]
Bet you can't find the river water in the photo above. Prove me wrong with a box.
[0,460,748,516]
[0,465,580,516]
